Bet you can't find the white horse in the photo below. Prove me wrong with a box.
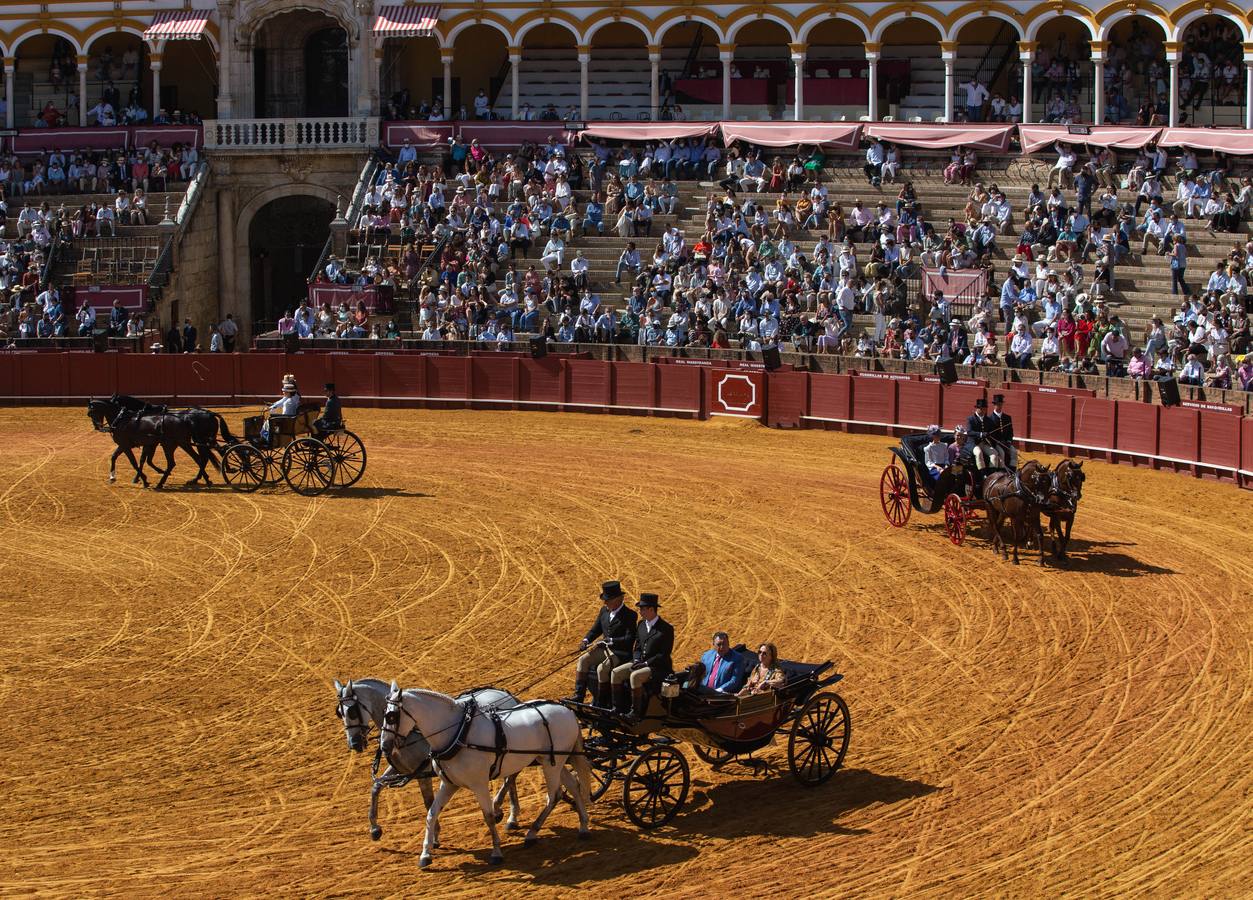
[333,679,526,839]
[381,682,591,868]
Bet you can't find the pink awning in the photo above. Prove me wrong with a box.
[580,123,719,141]
[1018,125,1161,155]
[720,122,862,150]
[144,10,211,41]
[1157,127,1253,156]
[862,123,1014,152]
[372,4,440,38]
[383,122,455,148]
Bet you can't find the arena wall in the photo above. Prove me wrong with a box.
[6,351,1250,489]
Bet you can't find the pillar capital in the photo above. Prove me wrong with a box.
[647,44,662,55]
[863,41,881,54]
[1244,42,1253,64]
[77,56,89,69]
[717,43,736,55]
[1017,40,1037,61]
[4,56,16,70]
[577,44,591,55]
[440,48,454,63]
[578,52,591,65]
[149,56,163,70]
[507,46,522,59]
[939,41,958,57]
[648,51,661,64]
[788,42,807,56]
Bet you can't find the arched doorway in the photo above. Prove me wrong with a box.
[252,11,350,118]
[730,19,792,120]
[660,21,721,121]
[589,22,650,120]
[953,18,1022,122]
[248,195,336,326]
[1106,17,1166,124]
[515,22,579,121]
[1032,18,1092,123]
[879,19,943,120]
[14,34,81,126]
[1180,14,1245,124]
[450,24,508,119]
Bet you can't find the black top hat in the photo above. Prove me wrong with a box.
[991,393,1005,404]
[600,580,624,601]
[325,382,336,391]
[636,592,660,608]
[974,397,987,408]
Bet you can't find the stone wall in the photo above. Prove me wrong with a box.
[163,182,220,346]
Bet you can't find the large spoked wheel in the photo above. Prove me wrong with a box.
[943,493,968,546]
[692,745,736,767]
[219,443,267,492]
[260,447,283,485]
[787,692,851,787]
[880,462,911,528]
[623,745,690,829]
[323,430,367,487]
[563,740,619,804]
[281,438,337,496]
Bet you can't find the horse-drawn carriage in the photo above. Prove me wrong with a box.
[562,658,850,829]
[219,403,367,495]
[880,430,1004,545]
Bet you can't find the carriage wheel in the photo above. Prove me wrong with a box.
[623,746,690,829]
[281,438,336,496]
[943,494,968,546]
[562,742,619,804]
[787,692,851,787]
[880,463,911,528]
[323,430,367,488]
[260,447,283,485]
[692,745,736,767]
[219,444,267,492]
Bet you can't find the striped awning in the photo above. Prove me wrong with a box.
[373,4,440,38]
[144,9,211,42]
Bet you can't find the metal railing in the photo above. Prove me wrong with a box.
[203,117,380,151]
[308,153,381,282]
[149,161,211,303]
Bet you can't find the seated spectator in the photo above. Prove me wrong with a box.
[738,643,786,696]
[697,633,748,693]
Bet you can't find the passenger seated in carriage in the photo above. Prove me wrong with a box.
[924,425,949,480]
[697,632,749,694]
[261,375,301,442]
[313,382,342,435]
[738,643,786,696]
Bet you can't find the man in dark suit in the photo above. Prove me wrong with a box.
[567,581,637,708]
[610,593,674,721]
[965,397,1001,469]
[989,393,1017,467]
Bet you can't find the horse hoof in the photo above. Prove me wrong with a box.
[577,830,592,841]
[370,826,382,841]
[505,821,520,832]
[523,835,538,848]
[489,853,505,865]
[419,856,432,869]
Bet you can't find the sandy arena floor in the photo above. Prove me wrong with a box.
[0,407,1249,897]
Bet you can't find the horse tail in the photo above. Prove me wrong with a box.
[212,412,238,445]
[571,730,592,810]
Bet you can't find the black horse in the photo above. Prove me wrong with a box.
[87,398,218,488]
[107,394,239,480]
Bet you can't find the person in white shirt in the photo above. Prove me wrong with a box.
[924,425,949,478]
[208,324,223,352]
[1048,142,1077,189]
[963,79,990,122]
[864,140,886,186]
[262,376,302,441]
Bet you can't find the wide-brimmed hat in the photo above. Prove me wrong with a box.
[600,580,624,601]
[636,592,660,609]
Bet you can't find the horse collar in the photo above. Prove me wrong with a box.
[430,696,478,762]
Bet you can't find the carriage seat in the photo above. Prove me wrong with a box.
[778,660,832,687]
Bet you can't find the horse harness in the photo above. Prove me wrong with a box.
[428,696,565,780]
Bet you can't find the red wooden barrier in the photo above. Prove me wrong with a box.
[116,354,176,401]
[330,354,378,399]
[470,355,518,407]
[238,353,285,399]
[655,364,701,415]
[1000,382,1096,398]
[567,360,611,411]
[1242,418,1253,485]
[0,353,13,398]
[18,353,67,400]
[1198,410,1240,475]
[938,384,986,430]
[426,357,470,404]
[518,357,563,407]
[1114,401,1159,462]
[1157,405,1198,466]
[611,362,655,412]
[173,353,236,401]
[378,354,425,398]
[68,353,116,399]
[1027,392,1074,445]
[284,354,333,398]
[997,390,1029,442]
[896,379,940,429]
[1072,397,1116,453]
[850,376,895,426]
[765,371,806,427]
[709,369,763,419]
[808,373,851,424]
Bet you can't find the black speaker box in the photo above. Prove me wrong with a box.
[1155,376,1180,407]
[936,357,958,385]
[529,335,548,359]
[762,345,782,371]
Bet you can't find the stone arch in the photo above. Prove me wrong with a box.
[870,10,948,44]
[796,14,871,45]
[512,13,583,48]
[1024,7,1099,42]
[1172,3,1253,42]
[239,1,359,46]
[7,25,84,57]
[1094,4,1173,43]
[581,14,652,47]
[724,11,799,45]
[439,14,514,49]
[653,13,728,46]
[945,8,1026,43]
[82,22,153,54]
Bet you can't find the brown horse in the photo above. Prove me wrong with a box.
[981,461,1052,565]
[1039,459,1085,561]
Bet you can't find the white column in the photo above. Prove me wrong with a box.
[865,44,880,121]
[509,48,521,119]
[216,1,234,118]
[578,47,590,120]
[1092,61,1104,124]
[719,45,734,120]
[1167,58,1179,127]
[77,58,88,126]
[1019,42,1035,124]
[441,50,453,118]
[151,58,162,119]
[942,58,956,122]
[3,58,14,129]
[791,46,806,121]
[648,46,660,121]
[1245,51,1253,130]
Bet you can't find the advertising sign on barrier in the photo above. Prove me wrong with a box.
[1180,399,1242,415]
[710,370,763,418]
[1001,382,1096,398]
[852,370,915,381]
[921,375,986,386]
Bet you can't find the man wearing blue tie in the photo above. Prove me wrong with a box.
[698,632,748,694]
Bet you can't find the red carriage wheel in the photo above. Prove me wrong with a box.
[880,463,911,528]
[943,494,968,545]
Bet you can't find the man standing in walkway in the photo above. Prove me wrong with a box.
[219,313,238,352]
